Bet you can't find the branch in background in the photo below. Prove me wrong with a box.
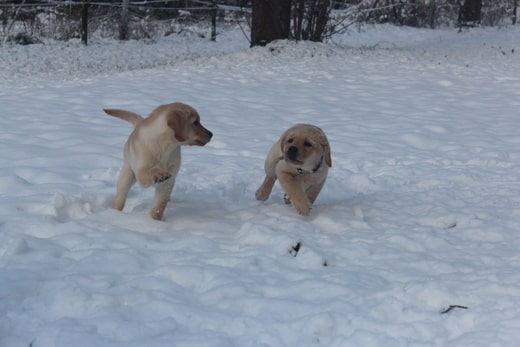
[3,0,27,44]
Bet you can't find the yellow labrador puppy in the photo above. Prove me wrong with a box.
[104,102,212,220]
[255,124,331,216]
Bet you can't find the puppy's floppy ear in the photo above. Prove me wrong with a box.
[319,134,332,167]
[323,144,332,167]
[279,131,288,154]
[167,111,187,142]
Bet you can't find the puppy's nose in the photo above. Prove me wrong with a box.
[287,146,298,158]
[208,131,213,139]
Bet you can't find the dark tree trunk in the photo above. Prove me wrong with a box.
[81,2,89,45]
[307,0,330,42]
[251,0,291,47]
[459,0,482,24]
[293,0,306,40]
[211,1,217,42]
[119,0,129,40]
[513,0,518,25]
[428,0,437,29]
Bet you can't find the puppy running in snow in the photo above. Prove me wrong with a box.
[255,124,331,216]
[104,102,212,220]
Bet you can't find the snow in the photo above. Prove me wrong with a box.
[1,24,520,346]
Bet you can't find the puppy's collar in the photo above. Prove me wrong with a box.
[296,156,323,175]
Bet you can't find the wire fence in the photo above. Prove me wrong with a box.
[0,0,250,44]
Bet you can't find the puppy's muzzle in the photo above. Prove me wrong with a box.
[203,130,213,144]
[195,128,213,146]
[287,146,298,161]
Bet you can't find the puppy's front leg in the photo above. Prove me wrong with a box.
[277,172,311,216]
[150,177,175,220]
[255,175,277,201]
[306,179,326,204]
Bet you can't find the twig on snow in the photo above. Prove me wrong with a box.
[290,242,301,257]
[440,305,468,314]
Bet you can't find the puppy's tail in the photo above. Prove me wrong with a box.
[104,109,144,127]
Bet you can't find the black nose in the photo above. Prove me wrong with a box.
[287,146,298,158]
[208,131,213,139]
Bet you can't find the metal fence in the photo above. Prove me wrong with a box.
[0,0,249,44]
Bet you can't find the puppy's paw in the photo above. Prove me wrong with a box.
[255,187,270,201]
[294,201,311,216]
[283,194,292,205]
[297,206,311,216]
[150,209,164,220]
[256,176,276,201]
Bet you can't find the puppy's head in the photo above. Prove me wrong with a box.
[280,124,331,171]
[165,103,213,146]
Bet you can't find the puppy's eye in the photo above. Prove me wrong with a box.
[193,120,200,126]
[288,139,294,144]
[304,141,312,147]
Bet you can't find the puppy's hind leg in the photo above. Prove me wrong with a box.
[255,175,277,201]
[113,163,136,211]
[150,177,175,220]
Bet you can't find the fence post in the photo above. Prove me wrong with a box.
[81,1,89,45]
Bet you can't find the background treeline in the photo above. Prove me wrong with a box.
[0,0,517,45]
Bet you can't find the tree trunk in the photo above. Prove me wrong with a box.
[81,2,89,45]
[251,0,291,47]
[428,0,437,29]
[308,0,330,42]
[513,0,518,25]
[293,0,305,41]
[119,0,129,40]
[211,1,217,42]
[459,0,482,24]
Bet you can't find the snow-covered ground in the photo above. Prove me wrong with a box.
[1,25,520,346]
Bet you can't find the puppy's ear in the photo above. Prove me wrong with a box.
[167,111,187,142]
[279,131,288,153]
[324,144,332,167]
[320,134,332,167]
